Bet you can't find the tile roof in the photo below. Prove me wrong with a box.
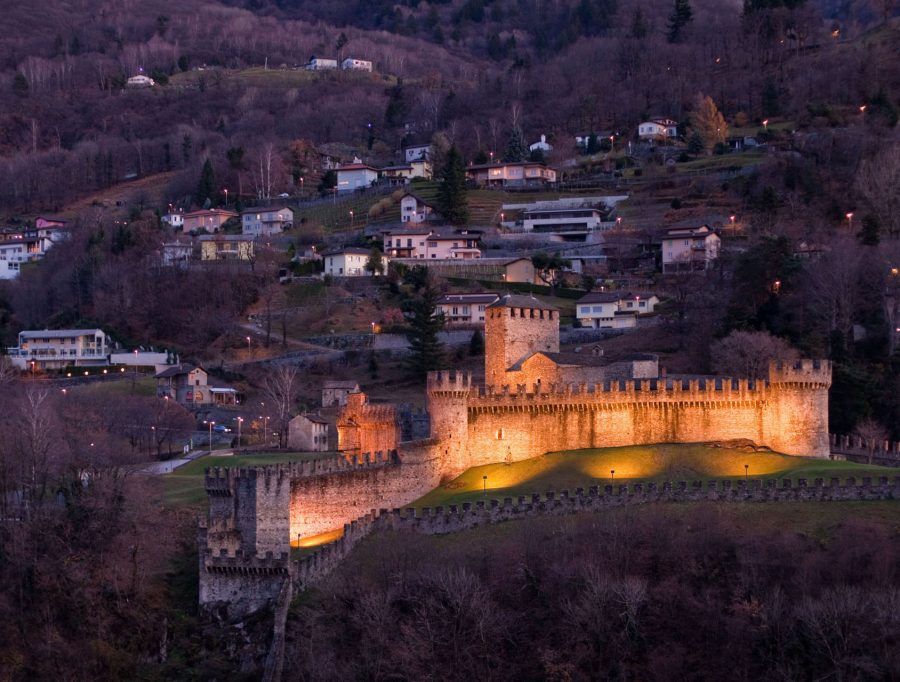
[487,293,559,311]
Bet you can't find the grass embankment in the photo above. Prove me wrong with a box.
[163,451,334,508]
[412,443,894,509]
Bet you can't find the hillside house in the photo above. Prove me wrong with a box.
[0,222,70,280]
[6,328,110,370]
[322,380,361,407]
[160,241,195,267]
[399,193,437,224]
[382,228,481,259]
[182,208,238,234]
[575,131,613,150]
[323,247,385,276]
[341,58,373,71]
[529,134,553,153]
[198,234,254,261]
[467,161,557,188]
[436,293,500,327]
[162,211,184,229]
[336,162,379,192]
[638,118,678,141]
[380,160,433,184]
[576,293,640,330]
[661,225,721,273]
[403,143,432,163]
[241,206,294,236]
[306,57,337,70]
[287,414,333,451]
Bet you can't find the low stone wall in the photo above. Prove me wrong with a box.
[291,475,900,593]
[830,434,900,467]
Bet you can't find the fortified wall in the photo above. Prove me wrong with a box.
[199,294,833,618]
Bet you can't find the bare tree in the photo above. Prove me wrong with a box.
[710,330,799,379]
[855,144,900,239]
[264,365,299,448]
[853,418,887,464]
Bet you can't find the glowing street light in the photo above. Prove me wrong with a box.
[846,212,854,229]
[223,188,229,205]
[729,215,736,231]
[246,336,251,353]
[204,420,216,454]
[859,105,867,113]
[236,417,244,446]
[762,119,769,129]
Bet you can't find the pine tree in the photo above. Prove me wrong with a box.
[437,145,469,225]
[667,0,693,43]
[195,158,216,206]
[469,329,484,356]
[404,279,445,377]
[690,95,728,155]
[365,247,385,275]
[503,126,528,162]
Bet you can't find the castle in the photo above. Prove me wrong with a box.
[199,294,832,617]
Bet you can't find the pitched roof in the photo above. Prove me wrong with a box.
[487,293,559,311]
[155,363,203,378]
[323,380,360,389]
[338,163,379,172]
[19,328,104,339]
[579,292,623,304]
[184,209,238,218]
[467,161,551,171]
[321,247,372,257]
[662,225,714,238]
[240,206,292,215]
[437,293,500,305]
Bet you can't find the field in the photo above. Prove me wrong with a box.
[162,450,334,508]
[412,443,895,509]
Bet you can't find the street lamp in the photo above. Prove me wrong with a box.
[610,469,615,482]
[499,212,504,225]
[762,119,769,129]
[223,188,228,205]
[859,105,866,113]
[246,336,251,353]
[744,464,749,479]
[371,321,376,344]
[236,417,244,446]
[482,475,487,493]
[204,420,215,454]
[729,215,736,232]
[845,212,854,229]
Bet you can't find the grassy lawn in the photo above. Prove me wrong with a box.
[163,451,334,509]
[73,376,157,397]
[411,443,895,509]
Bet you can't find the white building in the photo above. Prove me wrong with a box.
[323,248,385,277]
[241,206,294,236]
[380,160,433,184]
[576,292,659,330]
[399,193,436,224]
[661,225,721,273]
[126,74,156,88]
[0,223,70,280]
[638,118,678,141]
[160,241,194,267]
[336,162,379,192]
[436,293,499,327]
[7,329,110,370]
[341,58,373,72]
[306,57,338,70]
[529,134,553,153]
[382,228,481,260]
[403,143,432,163]
[162,211,184,229]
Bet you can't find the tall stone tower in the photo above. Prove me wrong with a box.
[484,294,559,387]
[765,359,833,458]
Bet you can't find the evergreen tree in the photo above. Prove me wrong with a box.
[365,247,385,275]
[503,126,528,162]
[667,0,693,43]
[469,329,484,356]
[195,158,216,206]
[404,279,445,377]
[437,145,469,225]
[12,73,29,97]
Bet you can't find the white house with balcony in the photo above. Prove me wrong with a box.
[341,58,373,72]
[336,162,379,192]
[241,206,294,236]
[382,228,481,260]
[0,222,70,280]
[638,118,678,141]
[576,292,659,330]
[7,329,111,370]
[661,225,721,273]
[323,247,386,277]
[436,293,500,327]
[399,193,436,224]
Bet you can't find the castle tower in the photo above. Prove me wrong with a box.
[484,294,559,387]
[427,370,473,477]
[765,359,832,458]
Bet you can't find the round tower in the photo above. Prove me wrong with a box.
[484,294,559,388]
[427,370,473,477]
[765,359,832,458]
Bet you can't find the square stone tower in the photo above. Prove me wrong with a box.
[485,294,559,387]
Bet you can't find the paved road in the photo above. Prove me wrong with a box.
[135,448,233,475]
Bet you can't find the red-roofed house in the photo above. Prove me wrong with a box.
[336,162,379,192]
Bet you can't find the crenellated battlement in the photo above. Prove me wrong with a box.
[204,450,398,493]
[427,370,473,395]
[769,359,832,387]
[470,375,772,409]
